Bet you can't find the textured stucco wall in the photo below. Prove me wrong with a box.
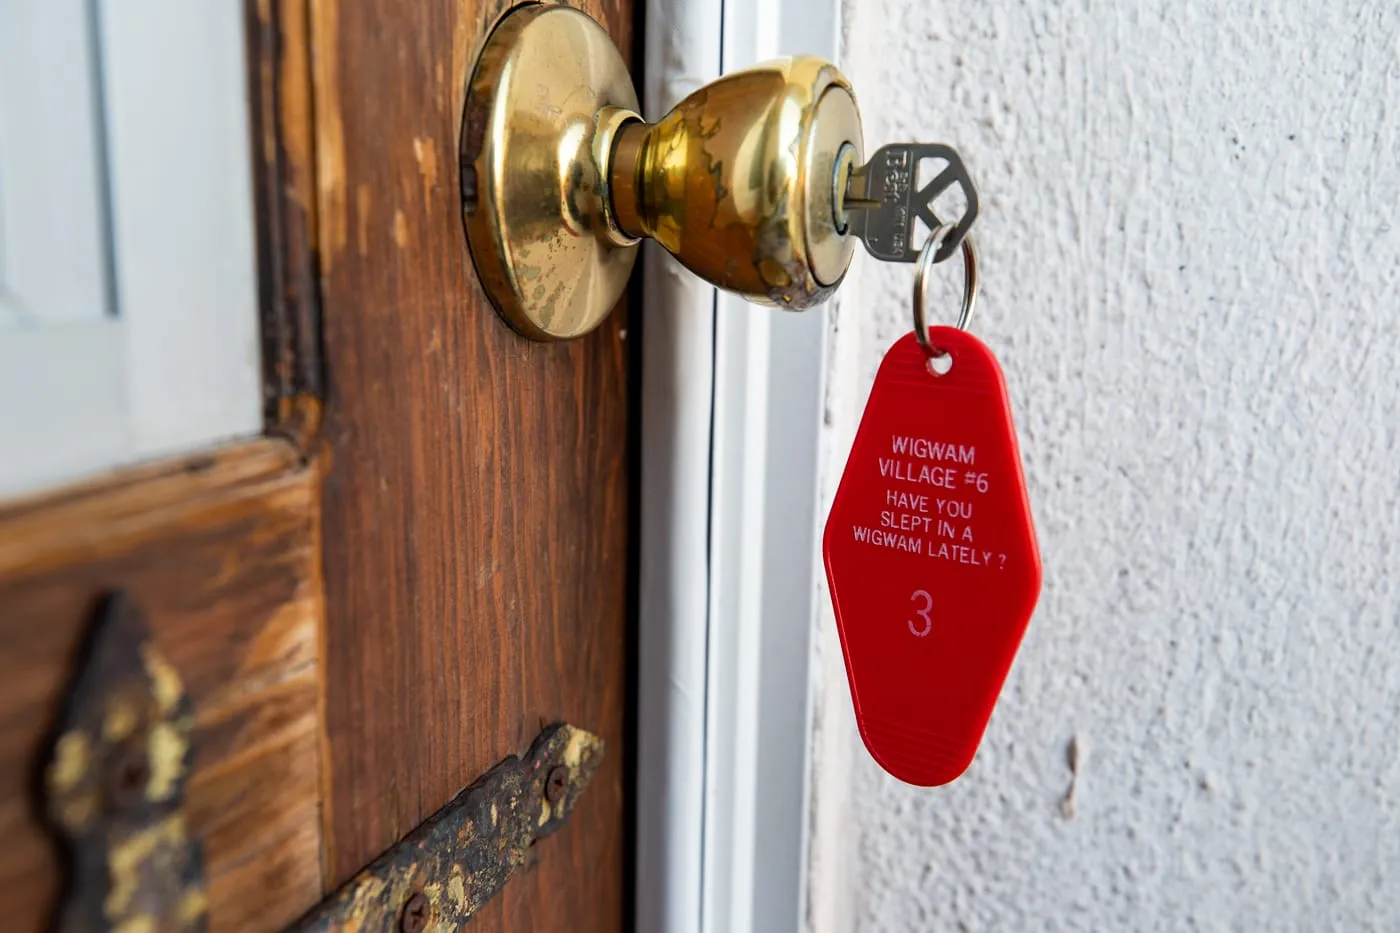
[810,2,1400,930]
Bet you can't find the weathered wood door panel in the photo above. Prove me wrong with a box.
[0,442,325,933]
[0,0,634,929]
[308,1,632,928]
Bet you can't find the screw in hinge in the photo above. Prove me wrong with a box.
[544,765,568,804]
[105,742,151,810]
[400,892,430,933]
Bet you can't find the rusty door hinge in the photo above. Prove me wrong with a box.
[42,592,207,933]
[39,592,604,932]
[289,723,603,932]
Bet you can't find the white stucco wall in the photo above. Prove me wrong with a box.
[810,1,1400,930]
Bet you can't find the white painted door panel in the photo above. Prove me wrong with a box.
[0,0,113,327]
[0,0,260,498]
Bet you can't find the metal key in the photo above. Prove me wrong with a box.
[836,143,980,265]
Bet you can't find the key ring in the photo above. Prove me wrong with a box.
[912,222,979,357]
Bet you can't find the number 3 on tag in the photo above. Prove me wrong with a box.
[909,590,933,637]
[823,327,1042,787]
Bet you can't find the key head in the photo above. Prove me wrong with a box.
[846,143,980,264]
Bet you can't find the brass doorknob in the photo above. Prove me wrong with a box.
[461,4,974,341]
[606,56,859,313]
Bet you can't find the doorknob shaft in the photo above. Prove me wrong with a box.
[604,57,862,310]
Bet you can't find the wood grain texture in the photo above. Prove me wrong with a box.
[309,1,633,929]
[0,440,324,933]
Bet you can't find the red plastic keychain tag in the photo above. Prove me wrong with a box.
[823,326,1042,786]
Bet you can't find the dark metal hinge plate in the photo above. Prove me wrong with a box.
[42,592,207,933]
[290,722,603,932]
[39,593,605,932]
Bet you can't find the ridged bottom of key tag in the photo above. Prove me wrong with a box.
[822,327,1042,786]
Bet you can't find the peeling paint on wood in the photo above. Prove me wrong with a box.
[412,137,439,207]
[244,0,325,443]
[313,0,348,271]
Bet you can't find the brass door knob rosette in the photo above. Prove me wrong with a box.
[461,3,976,341]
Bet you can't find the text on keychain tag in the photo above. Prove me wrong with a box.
[822,326,1041,786]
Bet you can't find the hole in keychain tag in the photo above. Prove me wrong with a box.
[822,326,1041,786]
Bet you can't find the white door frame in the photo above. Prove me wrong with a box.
[634,0,843,929]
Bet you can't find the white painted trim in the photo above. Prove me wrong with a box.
[637,0,843,928]
[0,0,260,498]
[0,323,129,490]
[99,0,262,459]
[634,0,722,930]
[0,0,112,328]
[706,0,844,930]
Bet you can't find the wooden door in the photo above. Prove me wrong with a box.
[0,1,634,930]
